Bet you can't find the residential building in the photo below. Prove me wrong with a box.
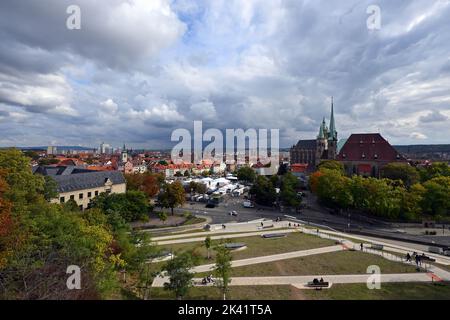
[34,166,126,210]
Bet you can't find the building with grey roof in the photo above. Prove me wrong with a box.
[34,166,126,210]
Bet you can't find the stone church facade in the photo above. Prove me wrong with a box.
[290,99,338,170]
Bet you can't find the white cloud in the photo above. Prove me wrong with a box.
[0,72,76,116]
[127,103,185,123]
[100,99,119,114]
[189,101,217,120]
[410,132,427,140]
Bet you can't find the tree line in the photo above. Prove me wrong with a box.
[310,160,450,221]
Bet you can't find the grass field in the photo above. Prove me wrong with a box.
[157,232,335,265]
[152,230,290,242]
[147,282,450,300]
[196,250,419,277]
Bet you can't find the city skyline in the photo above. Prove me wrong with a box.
[1,0,450,149]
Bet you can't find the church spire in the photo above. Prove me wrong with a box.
[318,122,325,139]
[329,97,337,141]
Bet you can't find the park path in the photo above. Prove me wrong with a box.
[154,228,298,245]
[314,228,450,266]
[152,272,432,288]
[152,221,288,241]
[151,220,450,289]
[192,244,344,273]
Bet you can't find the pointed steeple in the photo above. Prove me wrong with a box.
[329,97,337,141]
[317,122,325,139]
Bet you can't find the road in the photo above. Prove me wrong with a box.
[173,192,450,248]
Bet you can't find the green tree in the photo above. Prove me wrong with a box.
[214,245,232,300]
[400,183,425,220]
[381,163,420,187]
[205,236,212,260]
[90,191,150,222]
[158,211,168,224]
[0,149,45,211]
[419,162,450,182]
[158,181,186,215]
[250,176,276,206]
[163,251,196,299]
[421,176,450,216]
[23,150,40,161]
[317,160,344,173]
[43,175,58,201]
[236,166,256,183]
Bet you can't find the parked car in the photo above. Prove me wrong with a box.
[229,210,238,216]
[205,203,215,208]
[243,201,254,208]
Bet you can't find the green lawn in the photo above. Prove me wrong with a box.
[149,285,294,300]
[157,232,335,265]
[153,228,294,242]
[147,282,450,300]
[197,250,419,277]
[303,282,450,300]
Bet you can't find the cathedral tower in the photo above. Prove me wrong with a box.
[327,97,338,159]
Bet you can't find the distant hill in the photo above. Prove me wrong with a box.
[394,144,450,161]
[18,146,96,151]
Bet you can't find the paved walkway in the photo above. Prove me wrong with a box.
[316,228,450,266]
[151,221,291,242]
[151,220,450,289]
[192,244,344,273]
[152,273,433,288]
[154,228,299,245]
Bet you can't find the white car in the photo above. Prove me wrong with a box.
[229,210,238,216]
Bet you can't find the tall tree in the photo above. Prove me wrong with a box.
[204,236,212,260]
[163,252,196,300]
[158,181,185,215]
[381,163,420,187]
[214,245,232,300]
[43,175,58,201]
[236,167,256,183]
[317,160,344,173]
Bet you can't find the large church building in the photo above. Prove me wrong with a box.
[290,99,338,170]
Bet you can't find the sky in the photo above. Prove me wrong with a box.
[0,0,449,149]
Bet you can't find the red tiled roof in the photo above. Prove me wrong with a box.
[337,133,406,162]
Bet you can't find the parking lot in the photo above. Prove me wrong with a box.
[175,193,284,224]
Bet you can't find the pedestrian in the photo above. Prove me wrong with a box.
[360,243,363,251]
[289,222,291,227]
[261,222,264,227]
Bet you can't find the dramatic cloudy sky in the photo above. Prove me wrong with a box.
[0,0,449,149]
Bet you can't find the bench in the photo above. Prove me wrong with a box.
[307,281,330,289]
[370,244,384,250]
[261,233,287,239]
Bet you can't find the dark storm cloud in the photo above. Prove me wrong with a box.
[0,0,449,148]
